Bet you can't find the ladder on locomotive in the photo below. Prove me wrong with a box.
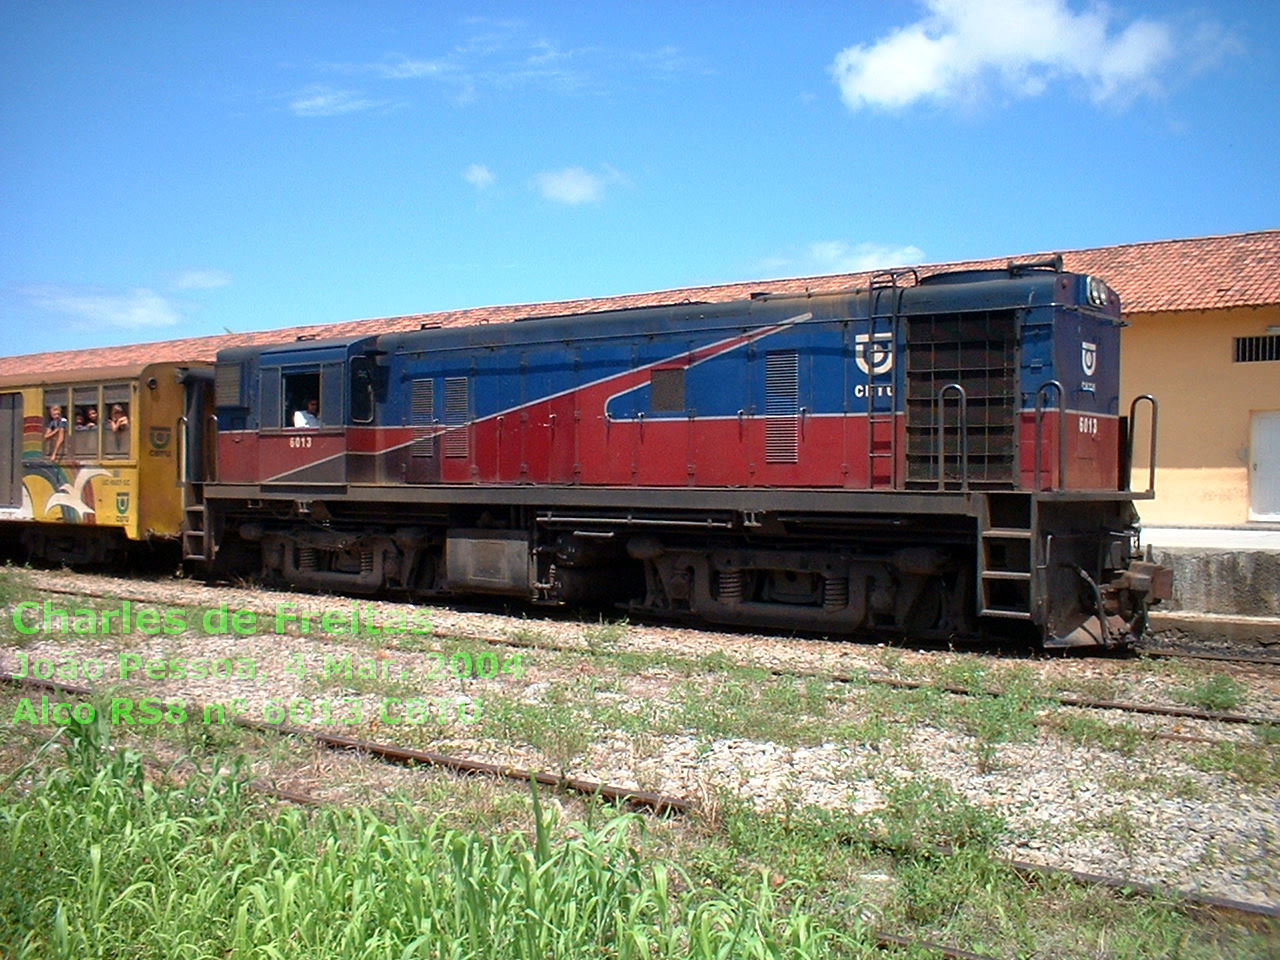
[978,492,1035,622]
[179,375,216,565]
[865,270,914,488]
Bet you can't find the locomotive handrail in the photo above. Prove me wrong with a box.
[176,415,188,486]
[1126,394,1159,495]
[1034,532,1054,623]
[936,383,968,491]
[208,414,219,483]
[869,267,920,290]
[863,289,899,488]
[1033,380,1066,492]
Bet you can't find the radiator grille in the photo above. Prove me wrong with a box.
[410,378,434,457]
[215,363,242,406]
[765,350,799,464]
[443,377,470,459]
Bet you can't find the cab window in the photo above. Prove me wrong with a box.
[283,370,321,428]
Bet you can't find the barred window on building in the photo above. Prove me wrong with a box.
[1234,335,1280,363]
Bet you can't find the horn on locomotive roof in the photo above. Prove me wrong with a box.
[1007,254,1065,274]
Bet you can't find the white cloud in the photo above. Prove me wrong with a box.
[172,269,231,290]
[533,166,620,205]
[831,0,1183,111]
[377,57,450,80]
[24,286,182,331]
[321,22,702,107]
[289,85,384,117]
[463,164,495,189]
[808,241,926,273]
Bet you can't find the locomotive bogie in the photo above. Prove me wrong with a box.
[626,538,967,636]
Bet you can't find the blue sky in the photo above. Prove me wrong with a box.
[2,0,1276,357]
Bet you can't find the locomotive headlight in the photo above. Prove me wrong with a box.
[1086,276,1109,307]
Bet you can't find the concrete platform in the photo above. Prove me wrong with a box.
[1139,526,1280,645]
[1143,527,1280,551]
[1145,611,1280,648]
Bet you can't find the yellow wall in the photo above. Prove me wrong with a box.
[1121,305,1280,526]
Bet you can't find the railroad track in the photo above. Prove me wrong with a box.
[1135,644,1280,667]
[3,670,1276,926]
[19,580,1280,737]
[837,670,1280,729]
[0,672,688,816]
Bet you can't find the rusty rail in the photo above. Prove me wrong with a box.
[0,672,690,815]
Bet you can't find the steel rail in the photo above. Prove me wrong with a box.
[19,581,1280,729]
[826,670,1280,729]
[235,717,690,815]
[1134,645,1280,668]
[0,672,690,815]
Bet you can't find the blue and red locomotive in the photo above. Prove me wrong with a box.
[206,258,1170,647]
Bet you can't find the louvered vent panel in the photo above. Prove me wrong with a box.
[443,377,470,459]
[765,350,799,464]
[215,363,242,407]
[410,378,434,457]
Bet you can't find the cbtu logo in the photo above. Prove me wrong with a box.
[1081,341,1098,377]
[855,332,894,376]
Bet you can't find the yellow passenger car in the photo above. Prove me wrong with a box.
[0,362,214,564]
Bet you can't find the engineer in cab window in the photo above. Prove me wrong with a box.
[293,397,321,428]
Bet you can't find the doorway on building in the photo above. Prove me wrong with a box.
[1250,410,1280,522]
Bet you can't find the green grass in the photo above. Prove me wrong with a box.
[847,774,1007,854]
[1047,711,1148,755]
[0,712,858,960]
[1174,673,1246,712]
[2,685,1276,959]
[583,616,629,652]
[1184,741,1280,787]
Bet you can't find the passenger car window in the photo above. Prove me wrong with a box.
[103,384,131,458]
[72,386,101,458]
[42,389,68,460]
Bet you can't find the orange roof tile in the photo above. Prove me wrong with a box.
[2,229,1276,378]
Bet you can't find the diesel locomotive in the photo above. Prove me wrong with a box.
[194,257,1170,648]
